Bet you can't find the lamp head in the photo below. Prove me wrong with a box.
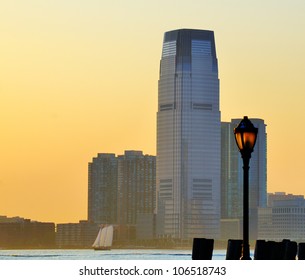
[234,116,258,156]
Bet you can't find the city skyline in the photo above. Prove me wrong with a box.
[1,1,305,224]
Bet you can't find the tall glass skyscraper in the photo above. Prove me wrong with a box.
[156,29,221,240]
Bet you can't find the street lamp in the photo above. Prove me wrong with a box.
[234,116,258,260]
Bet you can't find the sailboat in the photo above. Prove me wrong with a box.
[92,225,114,250]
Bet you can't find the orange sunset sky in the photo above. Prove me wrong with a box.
[1,0,305,223]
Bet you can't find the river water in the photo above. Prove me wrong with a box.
[0,249,231,260]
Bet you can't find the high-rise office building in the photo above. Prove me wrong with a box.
[156,29,221,240]
[221,122,240,220]
[117,151,156,226]
[117,151,156,240]
[221,119,267,240]
[88,151,156,240]
[88,153,118,225]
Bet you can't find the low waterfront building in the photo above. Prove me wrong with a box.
[0,216,55,248]
[258,192,305,241]
[56,220,99,248]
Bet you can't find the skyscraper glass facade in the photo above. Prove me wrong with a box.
[157,29,221,240]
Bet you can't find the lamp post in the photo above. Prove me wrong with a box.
[234,116,258,260]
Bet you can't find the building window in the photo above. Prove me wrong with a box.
[162,41,176,57]
[192,103,212,110]
[192,40,211,56]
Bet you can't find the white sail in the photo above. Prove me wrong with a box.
[92,228,103,248]
[92,225,113,249]
[104,225,113,247]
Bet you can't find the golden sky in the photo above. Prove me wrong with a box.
[1,0,305,223]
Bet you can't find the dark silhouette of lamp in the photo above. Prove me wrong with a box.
[234,116,258,260]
